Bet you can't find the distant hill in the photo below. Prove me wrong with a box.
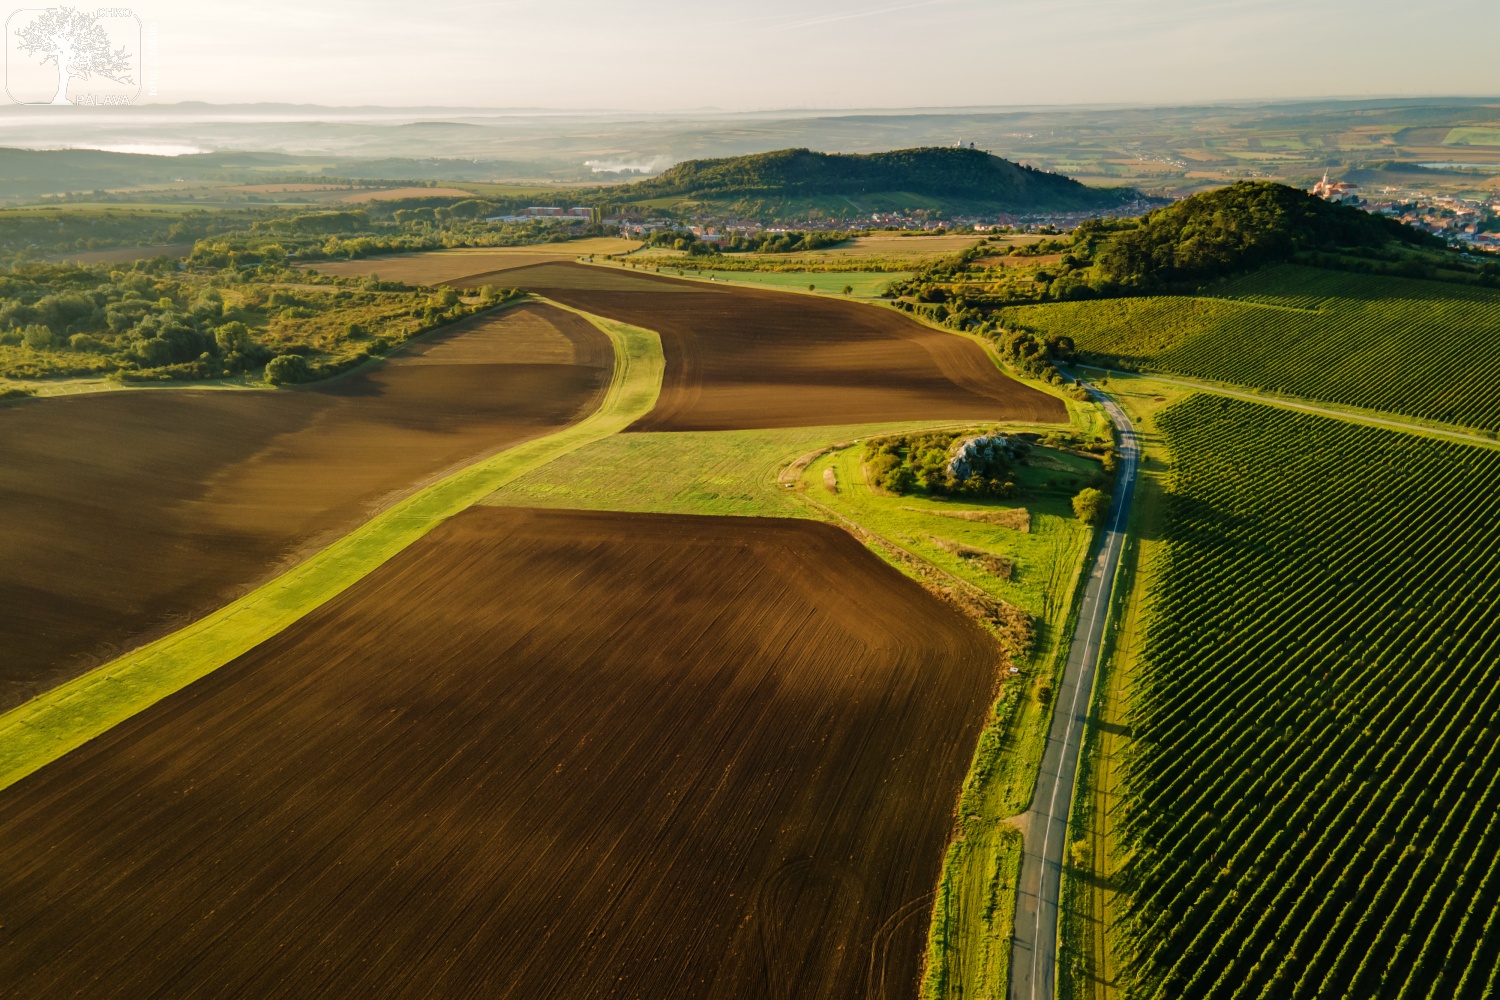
[607,147,1139,218]
[1084,181,1440,289]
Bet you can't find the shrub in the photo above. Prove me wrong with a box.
[265,353,312,385]
[1072,487,1108,524]
[21,324,56,350]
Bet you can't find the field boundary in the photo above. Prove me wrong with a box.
[0,301,665,792]
[1077,364,1500,448]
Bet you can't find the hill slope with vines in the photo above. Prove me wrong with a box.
[1002,265,1500,430]
[1119,394,1500,999]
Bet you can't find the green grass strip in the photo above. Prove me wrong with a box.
[0,307,664,792]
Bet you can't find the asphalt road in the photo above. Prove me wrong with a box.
[1008,381,1138,1000]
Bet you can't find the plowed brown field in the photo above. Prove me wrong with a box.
[480,261,1066,431]
[0,304,610,708]
[0,506,998,1000]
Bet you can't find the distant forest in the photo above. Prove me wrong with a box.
[603,147,1140,216]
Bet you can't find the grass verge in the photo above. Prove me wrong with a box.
[795,437,1096,1000]
[1057,378,1186,1000]
[0,302,664,792]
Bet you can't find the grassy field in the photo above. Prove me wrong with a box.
[1002,265,1500,432]
[1108,394,1500,999]
[653,267,910,297]
[0,306,662,791]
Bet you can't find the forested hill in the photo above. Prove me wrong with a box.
[612,147,1138,214]
[1080,181,1440,290]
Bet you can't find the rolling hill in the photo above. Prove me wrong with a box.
[603,146,1141,219]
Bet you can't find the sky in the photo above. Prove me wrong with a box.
[91,0,1500,109]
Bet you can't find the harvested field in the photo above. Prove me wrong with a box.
[488,262,1066,432]
[224,183,348,193]
[341,185,477,201]
[0,303,610,709]
[302,238,640,283]
[0,506,999,1000]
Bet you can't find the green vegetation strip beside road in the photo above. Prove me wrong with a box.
[0,304,665,792]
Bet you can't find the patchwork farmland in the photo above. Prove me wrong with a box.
[0,507,998,999]
[0,303,610,707]
[490,262,1066,431]
[0,257,1095,1000]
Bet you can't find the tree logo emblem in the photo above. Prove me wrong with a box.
[5,6,140,105]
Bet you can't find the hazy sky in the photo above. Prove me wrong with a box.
[136,0,1496,109]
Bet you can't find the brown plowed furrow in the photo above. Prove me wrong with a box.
[0,304,610,708]
[473,261,1066,432]
[0,507,999,1000]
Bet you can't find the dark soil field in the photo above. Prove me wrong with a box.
[0,506,998,1000]
[473,261,1066,432]
[0,304,610,709]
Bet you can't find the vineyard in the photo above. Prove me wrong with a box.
[1001,265,1500,431]
[1119,394,1500,999]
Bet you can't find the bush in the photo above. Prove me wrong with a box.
[1072,487,1109,524]
[21,324,56,350]
[265,353,312,385]
[214,320,252,354]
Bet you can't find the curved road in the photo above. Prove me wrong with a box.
[1009,379,1138,1000]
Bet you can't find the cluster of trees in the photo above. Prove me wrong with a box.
[0,260,270,378]
[191,204,607,267]
[864,430,1022,497]
[0,208,239,260]
[891,183,1452,329]
[0,256,524,383]
[639,228,853,257]
[996,328,1077,380]
[725,229,850,254]
[1083,182,1439,290]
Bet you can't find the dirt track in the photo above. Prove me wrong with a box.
[474,262,1067,431]
[0,506,998,999]
[0,304,610,708]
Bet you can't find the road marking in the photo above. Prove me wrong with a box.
[1023,388,1136,1000]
